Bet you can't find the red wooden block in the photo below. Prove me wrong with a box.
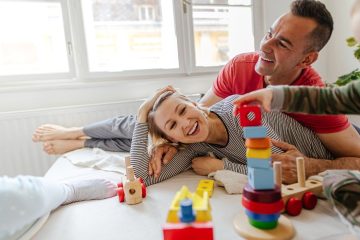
[243,184,282,203]
[285,197,302,216]
[245,138,271,149]
[118,188,125,202]
[302,192,317,210]
[235,104,262,127]
[242,196,284,214]
[163,222,213,240]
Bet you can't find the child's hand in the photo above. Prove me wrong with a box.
[233,88,273,112]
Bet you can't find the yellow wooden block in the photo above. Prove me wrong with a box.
[166,186,212,223]
[196,179,214,198]
[246,148,271,159]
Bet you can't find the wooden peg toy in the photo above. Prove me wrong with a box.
[274,157,322,216]
[117,156,147,205]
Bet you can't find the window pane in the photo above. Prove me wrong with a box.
[82,0,178,72]
[0,1,69,76]
[192,0,251,5]
[192,4,254,67]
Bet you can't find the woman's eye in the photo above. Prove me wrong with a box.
[170,122,176,129]
[266,31,272,39]
[180,107,186,115]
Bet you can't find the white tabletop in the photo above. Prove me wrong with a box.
[32,150,352,240]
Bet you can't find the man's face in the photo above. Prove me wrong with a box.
[255,13,318,85]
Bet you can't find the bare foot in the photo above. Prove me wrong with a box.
[33,124,85,142]
[43,140,85,155]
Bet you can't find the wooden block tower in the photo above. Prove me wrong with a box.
[233,104,294,240]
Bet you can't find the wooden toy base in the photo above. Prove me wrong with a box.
[233,211,295,240]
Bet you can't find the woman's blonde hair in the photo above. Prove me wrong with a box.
[147,91,209,150]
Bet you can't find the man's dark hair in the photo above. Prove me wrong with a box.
[291,0,333,52]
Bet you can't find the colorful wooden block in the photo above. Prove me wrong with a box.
[248,167,274,190]
[242,183,281,203]
[247,157,271,169]
[167,186,211,223]
[196,179,214,198]
[248,218,278,230]
[243,126,267,139]
[245,209,280,222]
[242,196,284,214]
[245,137,271,149]
[246,148,271,159]
[163,222,214,240]
[235,104,262,127]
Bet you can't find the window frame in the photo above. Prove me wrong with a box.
[0,0,264,84]
[0,0,76,83]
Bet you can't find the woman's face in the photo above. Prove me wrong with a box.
[153,95,209,144]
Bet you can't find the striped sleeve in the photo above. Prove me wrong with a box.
[130,122,197,186]
[223,158,248,174]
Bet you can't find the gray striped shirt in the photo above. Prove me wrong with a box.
[130,95,334,186]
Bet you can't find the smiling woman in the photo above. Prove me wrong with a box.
[129,86,334,187]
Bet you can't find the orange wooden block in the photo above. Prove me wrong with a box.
[245,138,271,149]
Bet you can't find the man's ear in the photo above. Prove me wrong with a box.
[298,51,318,68]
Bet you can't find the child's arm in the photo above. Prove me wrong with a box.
[233,80,360,115]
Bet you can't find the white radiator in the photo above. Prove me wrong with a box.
[0,94,202,177]
[0,100,143,177]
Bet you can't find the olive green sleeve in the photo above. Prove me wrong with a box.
[273,81,360,114]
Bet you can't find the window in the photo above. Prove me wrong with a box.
[138,5,155,21]
[0,0,72,79]
[191,0,254,67]
[82,0,179,72]
[0,0,259,82]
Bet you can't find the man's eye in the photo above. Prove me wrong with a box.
[170,122,176,129]
[279,41,288,48]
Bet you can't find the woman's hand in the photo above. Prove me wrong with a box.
[191,156,224,176]
[233,88,274,112]
[137,86,175,123]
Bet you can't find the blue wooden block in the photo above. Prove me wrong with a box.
[245,209,280,222]
[247,158,271,169]
[248,167,274,190]
[243,126,267,139]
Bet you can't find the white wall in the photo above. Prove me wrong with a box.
[326,0,359,82]
[0,75,215,112]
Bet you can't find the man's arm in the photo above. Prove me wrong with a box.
[317,125,360,158]
[304,156,360,178]
[199,87,224,108]
[271,139,360,184]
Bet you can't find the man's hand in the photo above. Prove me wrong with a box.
[148,144,178,178]
[191,156,224,176]
[271,139,306,184]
